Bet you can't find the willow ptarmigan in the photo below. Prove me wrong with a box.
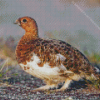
[15,16,100,91]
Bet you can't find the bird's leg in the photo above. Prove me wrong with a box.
[56,79,72,91]
[32,84,56,92]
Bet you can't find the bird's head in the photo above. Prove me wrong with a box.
[14,16,38,36]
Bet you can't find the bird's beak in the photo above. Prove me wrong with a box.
[14,20,21,26]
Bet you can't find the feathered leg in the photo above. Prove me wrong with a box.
[56,79,72,91]
[32,84,57,92]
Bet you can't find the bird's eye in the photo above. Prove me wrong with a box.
[22,19,27,23]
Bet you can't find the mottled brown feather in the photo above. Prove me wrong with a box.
[15,16,99,84]
[16,34,96,76]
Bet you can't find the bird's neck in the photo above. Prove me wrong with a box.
[20,30,38,43]
[23,32,38,41]
[25,28,38,37]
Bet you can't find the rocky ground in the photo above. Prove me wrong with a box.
[0,64,100,100]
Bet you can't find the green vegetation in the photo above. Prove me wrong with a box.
[85,76,100,89]
[84,50,100,64]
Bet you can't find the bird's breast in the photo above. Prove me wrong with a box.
[19,53,63,79]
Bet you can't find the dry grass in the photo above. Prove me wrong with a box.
[0,37,18,84]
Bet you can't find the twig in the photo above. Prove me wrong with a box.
[72,1,100,30]
[0,58,8,72]
[6,58,9,79]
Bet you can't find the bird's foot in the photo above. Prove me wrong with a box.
[31,84,56,92]
[54,79,72,92]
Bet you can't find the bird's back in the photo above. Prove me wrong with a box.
[16,35,96,80]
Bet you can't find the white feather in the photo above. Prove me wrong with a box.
[19,53,73,80]
[56,53,66,61]
[20,54,61,79]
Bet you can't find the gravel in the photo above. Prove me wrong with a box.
[0,65,100,100]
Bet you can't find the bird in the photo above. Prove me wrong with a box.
[15,16,100,91]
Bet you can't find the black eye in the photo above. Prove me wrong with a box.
[22,19,27,23]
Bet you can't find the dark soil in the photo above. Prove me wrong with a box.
[0,65,100,100]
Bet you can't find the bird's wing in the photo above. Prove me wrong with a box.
[16,37,95,75]
[33,38,94,74]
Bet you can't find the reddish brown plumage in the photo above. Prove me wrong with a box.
[15,16,100,91]
[16,34,95,75]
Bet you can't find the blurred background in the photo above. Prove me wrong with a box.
[0,1,100,99]
[0,0,100,71]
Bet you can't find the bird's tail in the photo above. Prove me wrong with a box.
[86,65,100,84]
